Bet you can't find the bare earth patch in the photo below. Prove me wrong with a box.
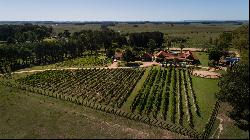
[140,62,160,67]
[108,62,118,68]
[192,70,221,79]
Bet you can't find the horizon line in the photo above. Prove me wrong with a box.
[0,19,249,22]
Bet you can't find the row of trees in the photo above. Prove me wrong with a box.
[128,31,164,50]
[0,26,127,73]
[0,24,52,43]
[208,25,249,66]
[0,24,168,73]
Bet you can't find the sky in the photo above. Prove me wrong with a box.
[0,0,249,21]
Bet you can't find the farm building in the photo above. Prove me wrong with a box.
[153,50,199,64]
[141,53,154,61]
[176,50,200,64]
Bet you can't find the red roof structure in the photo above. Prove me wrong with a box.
[155,50,175,59]
[141,52,154,61]
[154,50,199,63]
[142,53,153,58]
[177,50,199,61]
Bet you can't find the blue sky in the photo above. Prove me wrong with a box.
[0,0,248,21]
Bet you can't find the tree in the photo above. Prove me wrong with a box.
[63,30,71,38]
[164,35,172,50]
[147,39,156,53]
[179,42,185,54]
[232,25,249,54]
[129,31,164,49]
[122,48,135,62]
[6,37,16,44]
[216,62,249,129]
[232,37,248,53]
[208,47,224,65]
[216,25,249,130]
[0,61,12,79]
[106,48,115,58]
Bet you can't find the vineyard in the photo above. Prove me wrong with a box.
[0,67,220,138]
[130,67,200,129]
[16,68,145,108]
[55,56,112,67]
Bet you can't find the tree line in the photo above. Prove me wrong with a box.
[207,25,249,66]
[215,25,249,130]
[0,24,165,73]
[0,24,52,43]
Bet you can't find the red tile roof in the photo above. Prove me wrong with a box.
[155,50,175,58]
[142,53,153,58]
[155,50,199,61]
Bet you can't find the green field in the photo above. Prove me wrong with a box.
[51,24,101,33]
[51,23,241,48]
[52,23,240,34]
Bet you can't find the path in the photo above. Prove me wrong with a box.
[217,117,224,139]
[0,66,133,76]
[0,61,224,76]
[211,116,224,139]
[108,62,118,68]
[139,62,160,67]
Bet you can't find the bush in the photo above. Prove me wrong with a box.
[208,60,216,67]
[126,62,143,67]
[236,119,249,131]
[118,61,143,67]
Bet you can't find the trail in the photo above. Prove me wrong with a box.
[0,62,223,76]
[211,116,224,139]
[108,62,118,68]
[0,66,132,76]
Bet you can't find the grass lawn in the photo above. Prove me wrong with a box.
[194,52,209,67]
[0,85,185,139]
[220,122,249,139]
[216,102,249,139]
[191,76,219,132]
[121,67,150,112]
[215,70,227,75]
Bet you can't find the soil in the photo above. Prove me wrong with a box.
[192,70,221,79]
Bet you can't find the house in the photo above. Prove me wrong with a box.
[154,50,175,62]
[154,50,200,64]
[141,53,154,62]
[176,51,200,64]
